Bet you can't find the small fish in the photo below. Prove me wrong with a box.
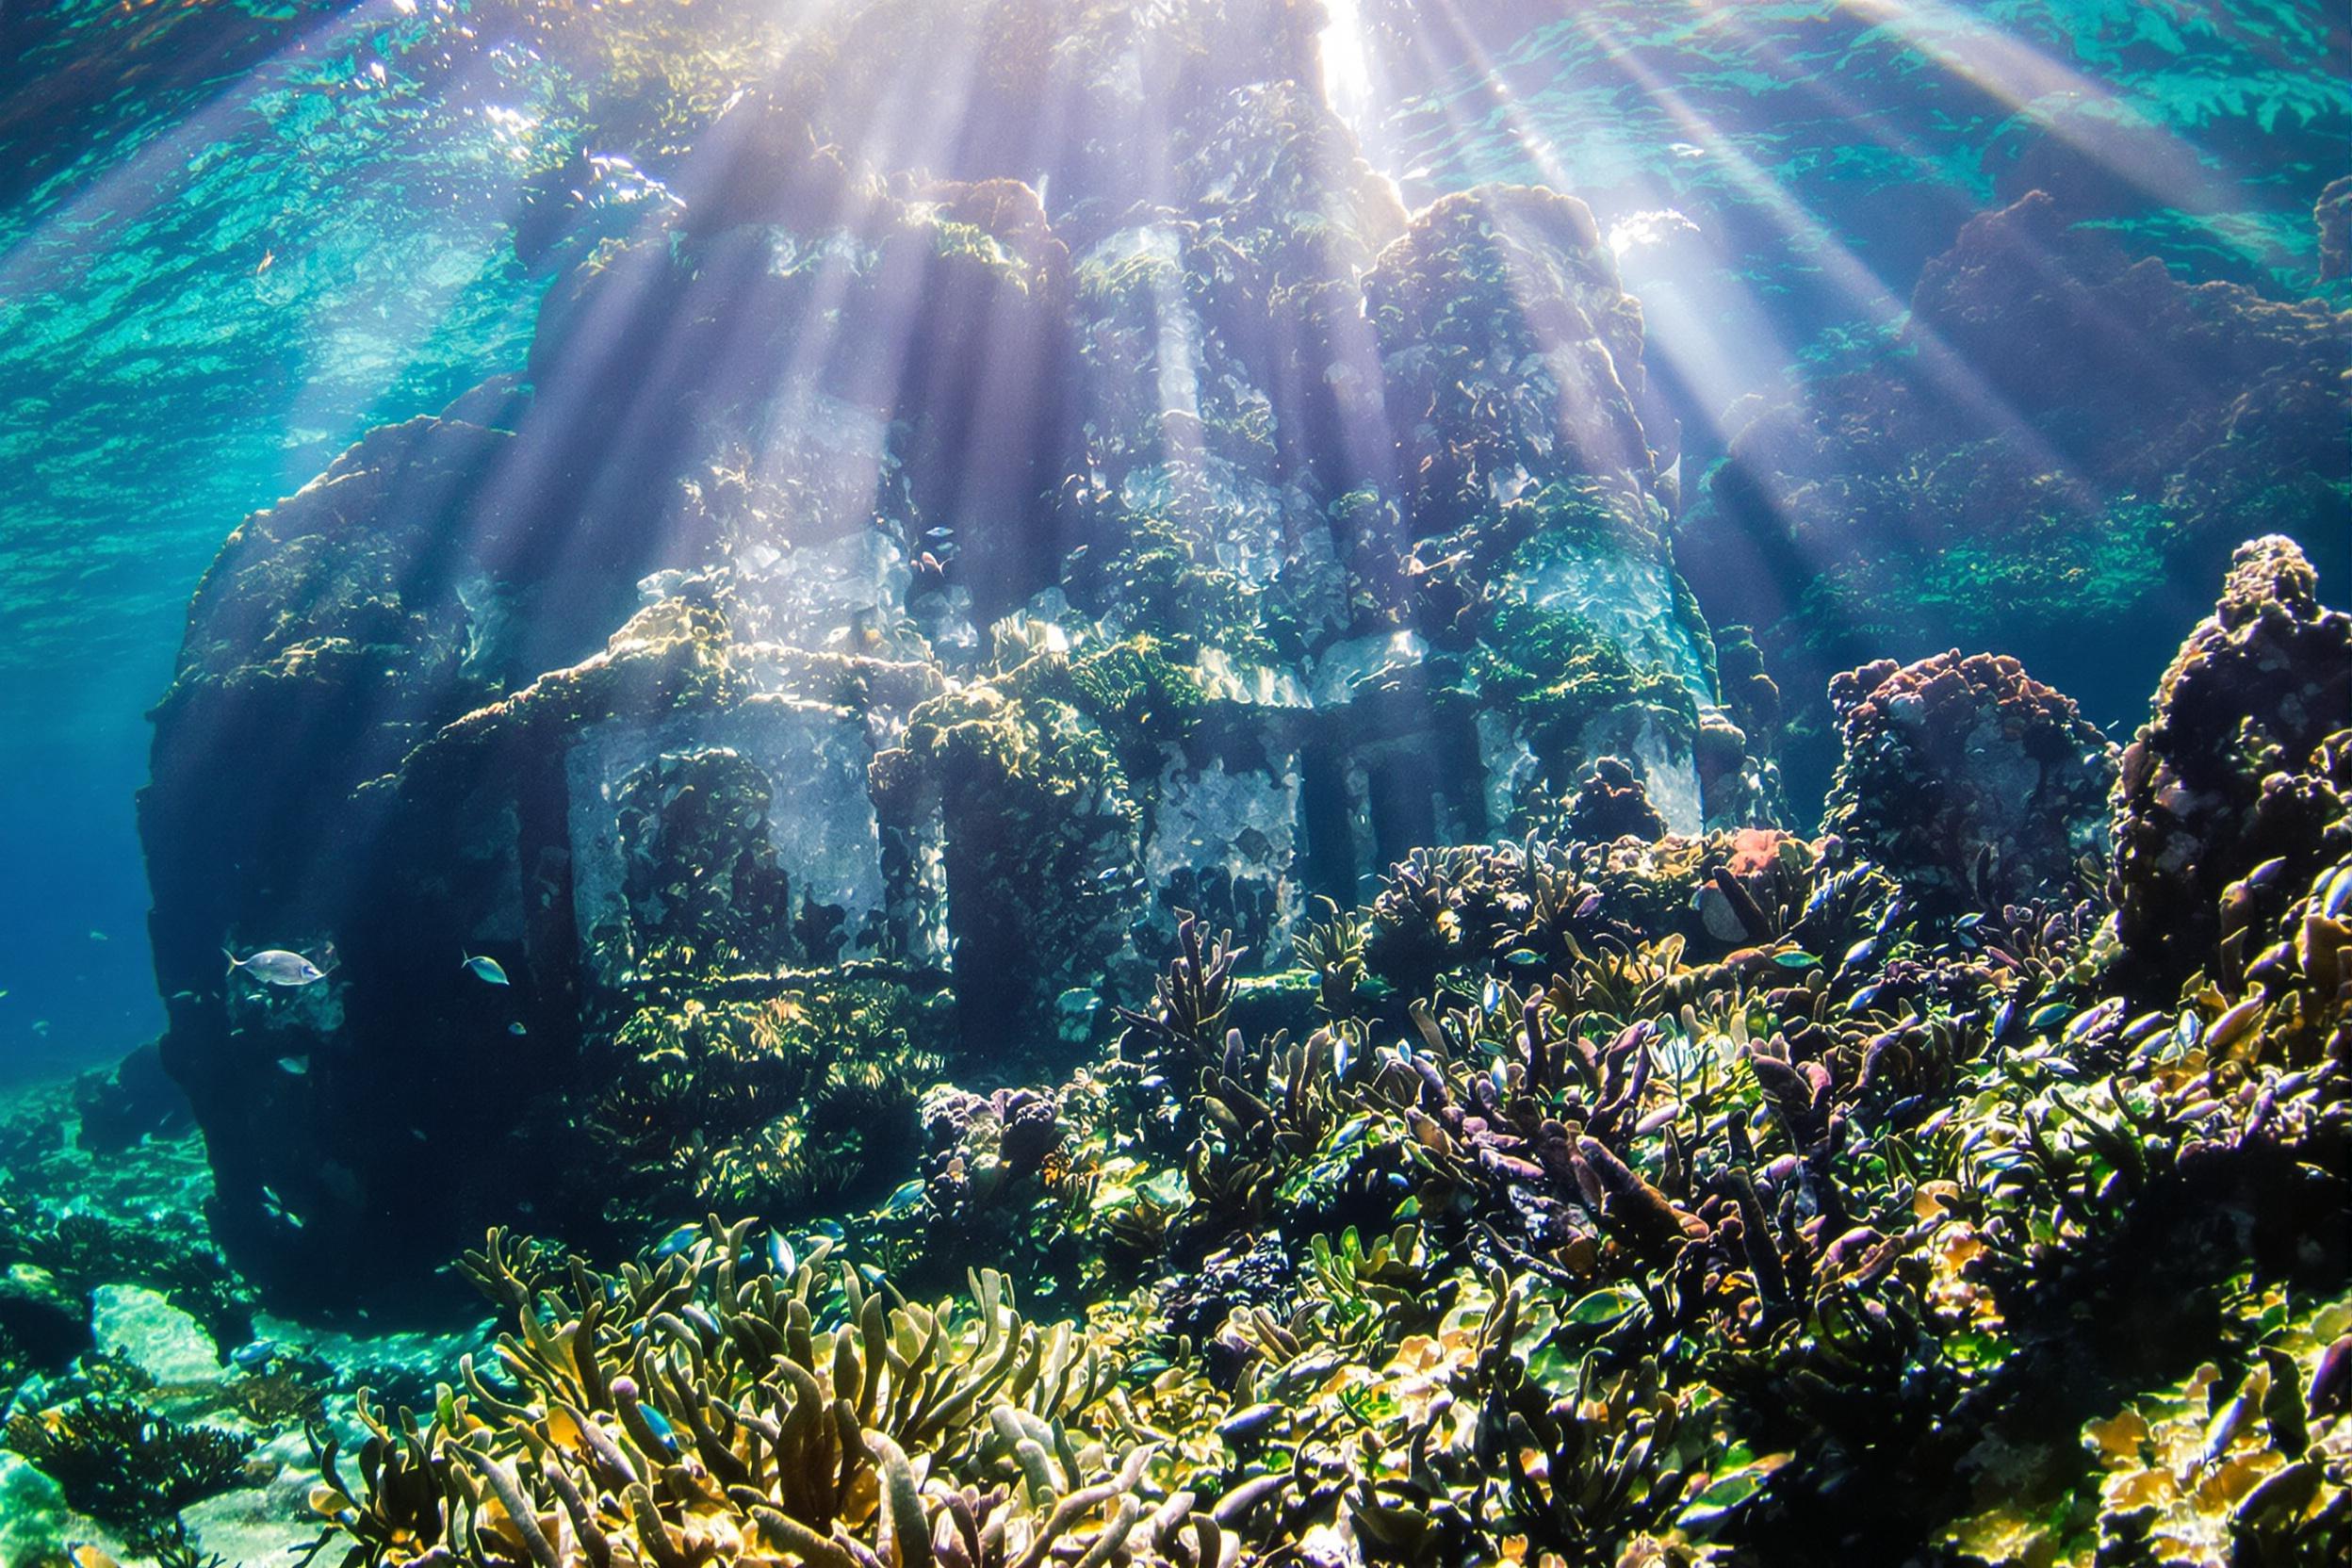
[255,249,274,275]
[1846,983,1886,1016]
[276,1055,309,1075]
[508,1021,529,1037]
[884,1178,926,1214]
[634,1400,679,1450]
[460,953,510,986]
[259,1185,305,1229]
[1772,950,1821,970]
[764,1230,795,1277]
[1501,948,1544,968]
[2029,1002,2075,1031]
[231,1339,277,1369]
[227,948,328,987]
[1575,891,1603,920]
[652,1223,700,1260]
[88,929,107,942]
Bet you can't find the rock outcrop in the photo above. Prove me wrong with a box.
[139,0,1774,1306]
[1691,190,2352,801]
[1821,650,2118,911]
[2109,536,2352,992]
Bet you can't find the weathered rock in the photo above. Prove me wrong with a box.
[138,0,1777,1306]
[2110,536,2352,992]
[1822,650,2117,910]
[2317,174,2352,283]
[1560,757,1668,845]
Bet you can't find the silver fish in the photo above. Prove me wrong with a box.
[226,948,328,987]
[461,953,510,986]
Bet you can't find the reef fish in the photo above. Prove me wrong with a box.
[461,953,510,986]
[226,948,328,987]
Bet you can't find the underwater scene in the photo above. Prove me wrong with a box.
[0,0,2349,1562]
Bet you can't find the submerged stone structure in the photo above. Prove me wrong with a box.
[139,1,1777,1304]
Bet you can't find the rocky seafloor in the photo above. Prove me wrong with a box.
[6,1,2350,1564]
[8,534,2348,1567]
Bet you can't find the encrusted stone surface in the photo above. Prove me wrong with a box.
[1822,649,2118,909]
[138,0,1775,1303]
[2110,535,2352,990]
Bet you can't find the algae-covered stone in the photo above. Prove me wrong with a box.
[138,0,1772,1304]
[2110,535,2352,991]
[1822,649,2117,910]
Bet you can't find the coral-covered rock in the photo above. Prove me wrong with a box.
[137,0,1775,1305]
[1822,650,2117,910]
[2318,173,2352,283]
[2110,536,2352,991]
[1559,757,1668,844]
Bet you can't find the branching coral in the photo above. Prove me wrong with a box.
[6,1396,254,1543]
[308,1221,1273,1568]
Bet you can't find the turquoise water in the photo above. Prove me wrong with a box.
[0,0,714,1071]
[0,2,2343,1065]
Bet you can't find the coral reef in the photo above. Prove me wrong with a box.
[1821,651,2117,911]
[134,0,1783,1306]
[5,1396,254,1544]
[2109,535,2352,996]
[6,519,2326,1568]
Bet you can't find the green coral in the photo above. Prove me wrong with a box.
[1061,512,1278,665]
[584,977,942,1222]
[4,1396,253,1545]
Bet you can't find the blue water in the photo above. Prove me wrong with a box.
[1,0,2344,1078]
